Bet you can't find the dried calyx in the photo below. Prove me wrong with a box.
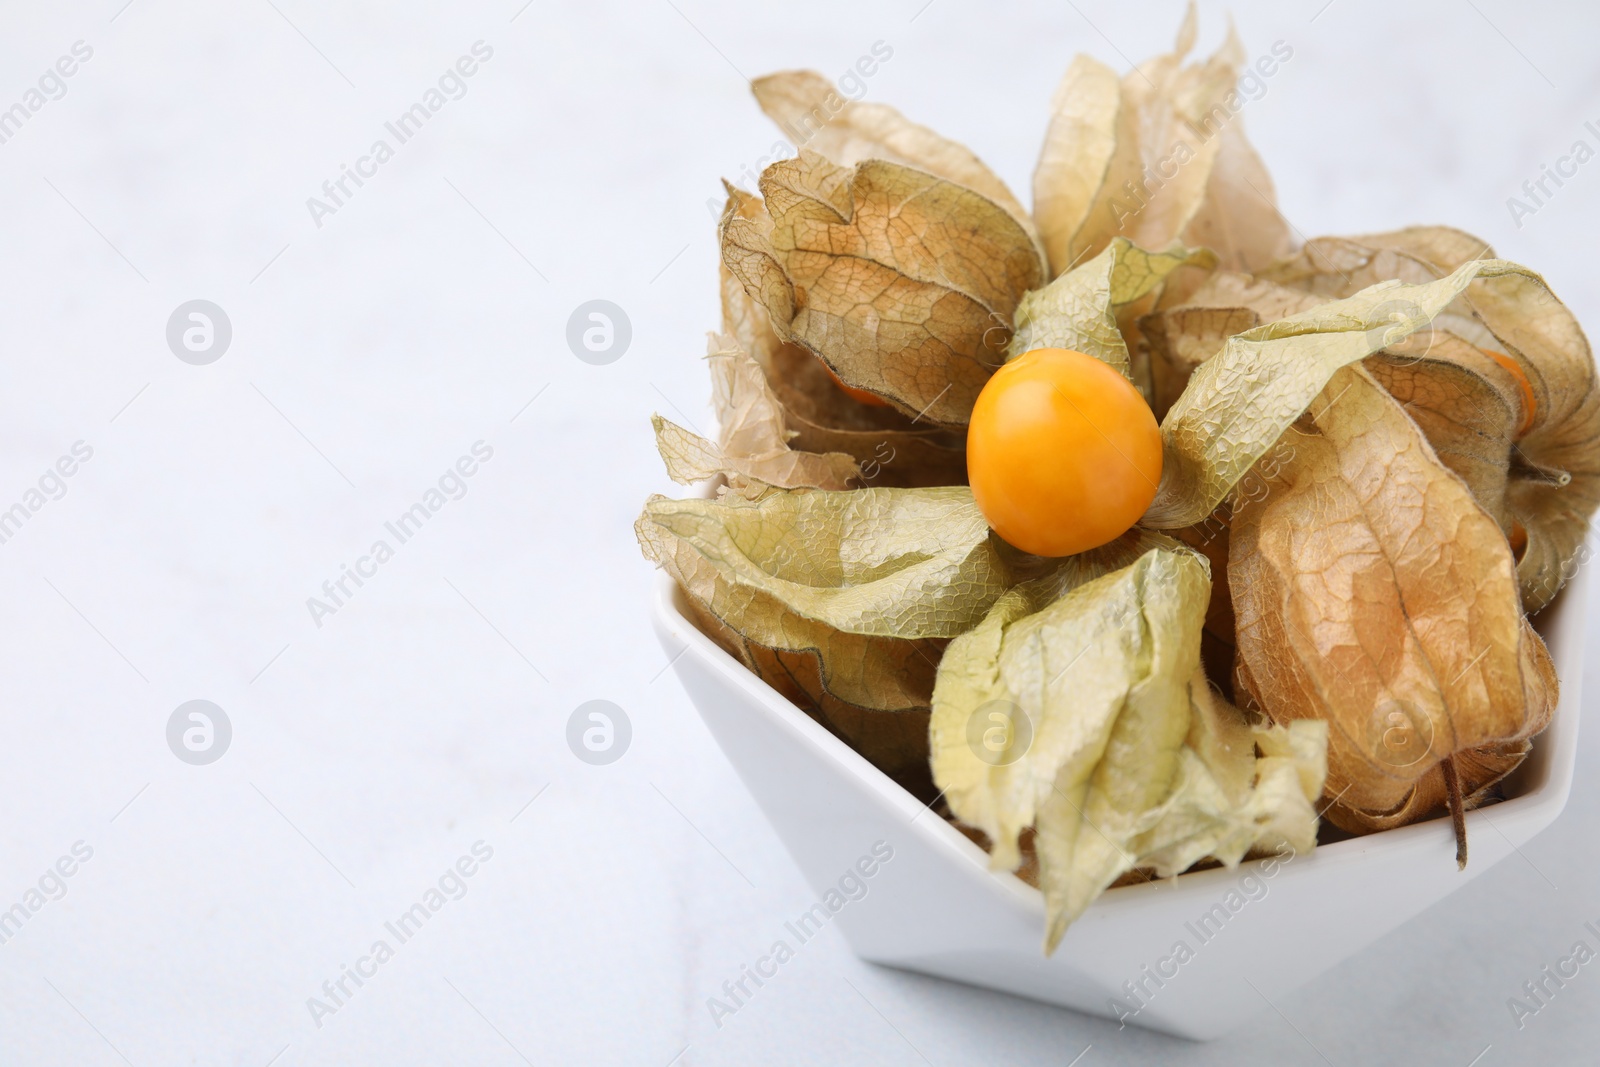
[638,5,1597,949]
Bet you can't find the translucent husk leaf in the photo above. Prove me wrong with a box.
[758,645,939,798]
[1256,236,1493,347]
[1125,675,1325,884]
[1143,263,1526,531]
[1362,346,1515,522]
[720,153,1045,427]
[1039,4,1293,277]
[1033,54,1121,279]
[1450,266,1599,611]
[637,487,1008,711]
[1142,258,1556,530]
[1229,365,1557,833]
[675,592,937,798]
[1185,268,1322,320]
[1177,106,1296,274]
[1352,225,1496,272]
[651,334,860,492]
[930,539,1323,951]
[751,69,1044,261]
[1138,268,1317,422]
[1143,278,1521,516]
[1006,237,1215,378]
[1140,304,1261,419]
[719,249,969,488]
[745,361,969,487]
[1170,509,1244,694]
[1256,231,1600,612]
[637,1,1600,953]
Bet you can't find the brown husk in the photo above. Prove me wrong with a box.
[1229,365,1557,833]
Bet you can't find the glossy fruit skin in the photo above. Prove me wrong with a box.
[967,348,1163,557]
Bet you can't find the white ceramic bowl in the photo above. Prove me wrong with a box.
[652,563,1589,1040]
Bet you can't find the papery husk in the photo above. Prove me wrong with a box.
[671,589,935,799]
[637,486,1008,713]
[680,585,938,798]
[719,154,1045,427]
[1141,304,1261,419]
[638,2,1600,954]
[1361,346,1516,522]
[1033,53,1121,279]
[719,223,969,487]
[1255,231,1600,612]
[1032,3,1294,279]
[930,535,1324,950]
[1006,237,1214,381]
[1171,513,1242,698]
[1229,365,1557,834]
[651,333,860,492]
[1139,269,1320,420]
[751,69,1045,263]
[1185,268,1323,320]
[748,642,938,801]
[1141,258,1565,531]
[1140,266,1524,523]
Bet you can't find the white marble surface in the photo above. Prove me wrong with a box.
[0,0,1597,1063]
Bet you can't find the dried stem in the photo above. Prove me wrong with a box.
[1441,756,1468,870]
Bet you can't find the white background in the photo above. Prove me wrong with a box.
[0,0,1597,1063]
